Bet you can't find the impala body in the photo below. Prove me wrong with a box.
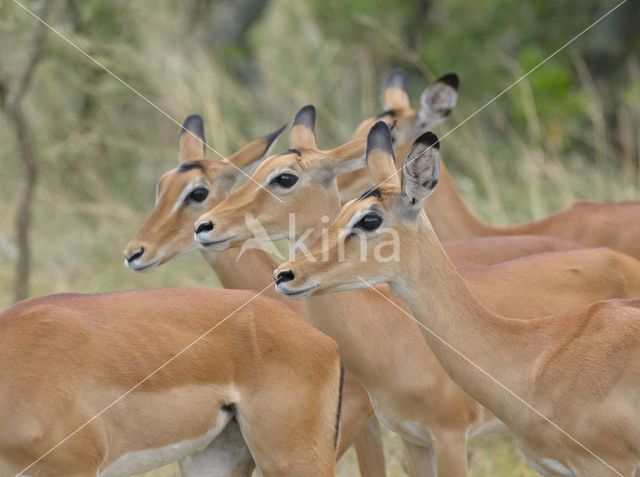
[275,122,640,476]
[197,106,640,476]
[0,288,342,477]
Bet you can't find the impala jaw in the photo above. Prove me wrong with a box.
[123,245,166,273]
[194,232,237,251]
[124,256,163,272]
[274,268,319,300]
[275,280,319,300]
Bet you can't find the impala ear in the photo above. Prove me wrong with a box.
[319,136,367,177]
[178,114,206,162]
[352,111,397,140]
[290,105,317,150]
[418,73,458,130]
[226,123,286,175]
[382,68,411,111]
[401,131,440,215]
[365,121,399,186]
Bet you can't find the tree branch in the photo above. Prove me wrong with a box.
[0,0,53,301]
[8,0,53,109]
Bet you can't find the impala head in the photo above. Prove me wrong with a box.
[274,121,440,298]
[194,105,377,250]
[124,114,285,271]
[353,68,458,147]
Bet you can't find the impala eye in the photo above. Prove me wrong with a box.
[355,213,382,232]
[270,173,299,188]
[186,187,209,203]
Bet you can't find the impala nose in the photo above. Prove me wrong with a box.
[275,269,295,284]
[124,247,145,264]
[195,220,214,235]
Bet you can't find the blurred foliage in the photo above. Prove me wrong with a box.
[0,0,639,475]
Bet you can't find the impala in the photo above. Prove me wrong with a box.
[337,69,459,202]
[0,288,343,477]
[363,69,640,257]
[196,106,640,476]
[276,121,640,477]
[124,114,386,477]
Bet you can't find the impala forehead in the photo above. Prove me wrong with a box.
[157,169,206,198]
[251,153,302,181]
[156,168,210,205]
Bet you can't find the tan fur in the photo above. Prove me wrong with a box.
[203,111,640,476]
[178,132,205,161]
[125,117,386,476]
[383,86,411,111]
[279,128,640,476]
[346,71,640,259]
[0,288,341,477]
[290,124,317,150]
[424,154,640,260]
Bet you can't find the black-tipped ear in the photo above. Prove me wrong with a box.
[178,114,206,162]
[225,123,287,174]
[367,121,394,156]
[181,114,206,139]
[384,68,409,94]
[366,121,398,185]
[264,123,288,149]
[290,105,317,149]
[436,73,459,90]
[382,68,411,111]
[401,131,440,214]
[293,105,316,130]
[417,73,459,131]
[414,131,440,150]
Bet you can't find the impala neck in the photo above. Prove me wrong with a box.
[424,159,560,241]
[424,159,498,240]
[390,214,540,418]
[200,247,307,317]
[290,187,393,384]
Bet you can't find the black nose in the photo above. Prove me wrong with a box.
[125,247,144,263]
[276,269,295,284]
[196,221,214,235]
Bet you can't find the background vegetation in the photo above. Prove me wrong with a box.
[1,0,638,475]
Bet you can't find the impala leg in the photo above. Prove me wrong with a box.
[337,371,386,476]
[239,403,336,477]
[179,419,255,477]
[237,377,339,476]
[432,431,468,477]
[402,439,436,477]
[352,417,387,477]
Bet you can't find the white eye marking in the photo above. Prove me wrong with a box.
[172,182,208,213]
[264,168,298,187]
[340,209,372,241]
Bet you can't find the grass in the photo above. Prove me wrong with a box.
[1,0,638,475]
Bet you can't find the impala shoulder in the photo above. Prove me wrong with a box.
[533,301,639,373]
